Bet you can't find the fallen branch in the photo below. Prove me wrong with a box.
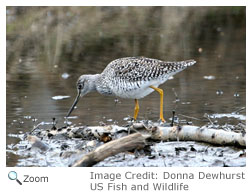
[85,124,246,148]
[151,125,246,147]
[71,133,147,167]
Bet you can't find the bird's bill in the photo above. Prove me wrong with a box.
[66,91,81,117]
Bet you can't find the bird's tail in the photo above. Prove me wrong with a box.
[180,59,196,67]
[162,59,196,73]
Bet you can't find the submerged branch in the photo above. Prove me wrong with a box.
[71,133,147,167]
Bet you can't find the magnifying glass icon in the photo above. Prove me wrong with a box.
[8,171,22,185]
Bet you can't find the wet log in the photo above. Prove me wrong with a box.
[71,132,147,167]
[85,124,246,148]
[151,125,246,147]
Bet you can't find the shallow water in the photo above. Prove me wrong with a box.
[95,142,246,167]
[6,7,246,166]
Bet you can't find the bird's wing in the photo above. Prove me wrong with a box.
[103,57,195,82]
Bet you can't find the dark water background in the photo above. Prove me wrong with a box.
[6,7,246,166]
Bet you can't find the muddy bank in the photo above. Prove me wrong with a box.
[7,118,246,167]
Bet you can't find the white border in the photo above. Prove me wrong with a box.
[1,1,249,194]
[3,0,249,6]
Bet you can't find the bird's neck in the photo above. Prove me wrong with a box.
[86,74,101,92]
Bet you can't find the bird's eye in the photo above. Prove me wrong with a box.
[78,84,83,90]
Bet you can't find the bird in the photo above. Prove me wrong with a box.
[66,57,196,122]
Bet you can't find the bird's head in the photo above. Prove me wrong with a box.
[77,75,93,97]
[66,75,97,117]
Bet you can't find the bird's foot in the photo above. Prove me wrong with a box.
[158,118,166,124]
[160,117,166,123]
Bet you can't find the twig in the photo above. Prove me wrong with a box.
[171,110,175,127]
[178,114,201,121]
[30,123,43,133]
[232,107,245,114]
[203,113,214,125]
[172,88,180,102]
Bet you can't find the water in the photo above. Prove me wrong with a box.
[6,7,246,166]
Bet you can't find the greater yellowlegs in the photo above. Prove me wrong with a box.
[66,57,196,122]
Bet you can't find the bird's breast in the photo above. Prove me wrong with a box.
[111,79,165,99]
[116,87,155,99]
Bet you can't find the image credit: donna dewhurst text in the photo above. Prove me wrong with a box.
[89,171,245,192]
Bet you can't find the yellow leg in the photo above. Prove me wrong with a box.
[134,99,139,120]
[150,86,166,122]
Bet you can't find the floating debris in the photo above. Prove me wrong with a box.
[234,93,240,97]
[8,133,26,139]
[123,116,131,121]
[64,120,72,125]
[203,75,216,80]
[210,113,246,121]
[23,115,32,119]
[52,95,70,100]
[61,73,70,79]
[216,90,223,95]
[32,118,38,122]
[66,116,78,119]
[181,102,191,105]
